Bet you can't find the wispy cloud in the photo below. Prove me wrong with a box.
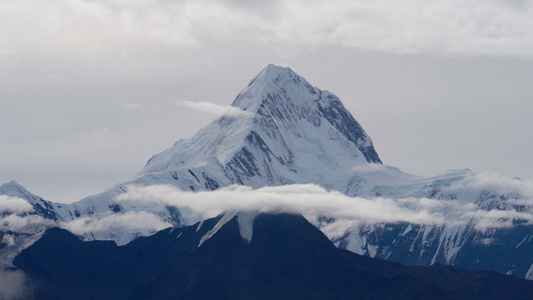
[116,182,533,230]
[0,269,33,300]
[117,183,444,225]
[444,171,533,197]
[0,195,33,214]
[178,101,252,117]
[0,214,56,235]
[61,211,172,246]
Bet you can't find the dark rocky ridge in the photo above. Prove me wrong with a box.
[14,213,533,300]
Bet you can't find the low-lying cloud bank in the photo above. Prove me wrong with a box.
[116,182,533,230]
[444,171,533,199]
[0,195,33,214]
[0,214,56,235]
[2,172,533,250]
[62,211,172,246]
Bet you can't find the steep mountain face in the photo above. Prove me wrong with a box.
[14,213,533,300]
[342,220,533,279]
[141,64,382,182]
[327,169,533,279]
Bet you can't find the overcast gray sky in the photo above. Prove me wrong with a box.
[1,0,532,203]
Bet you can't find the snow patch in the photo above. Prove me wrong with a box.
[526,263,533,280]
[62,211,171,246]
[367,244,378,258]
[237,212,258,243]
[198,212,236,247]
[345,230,367,255]
[196,220,204,232]
[400,224,412,236]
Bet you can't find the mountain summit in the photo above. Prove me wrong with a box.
[140,64,380,189]
[234,64,381,163]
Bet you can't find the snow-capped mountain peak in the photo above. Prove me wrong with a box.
[0,180,33,199]
[140,64,381,193]
[231,64,318,112]
[232,64,380,162]
[0,181,57,220]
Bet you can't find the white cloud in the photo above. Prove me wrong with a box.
[61,211,172,245]
[117,184,445,225]
[467,209,533,230]
[3,0,533,56]
[178,101,252,117]
[0,215,56,235]
[116,182,533,230]
[1,234,16,247]
[0,269,33,300]
[446,171,533,197]
[0,195,33,214]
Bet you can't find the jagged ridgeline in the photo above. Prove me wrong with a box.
[2,64,533,281]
